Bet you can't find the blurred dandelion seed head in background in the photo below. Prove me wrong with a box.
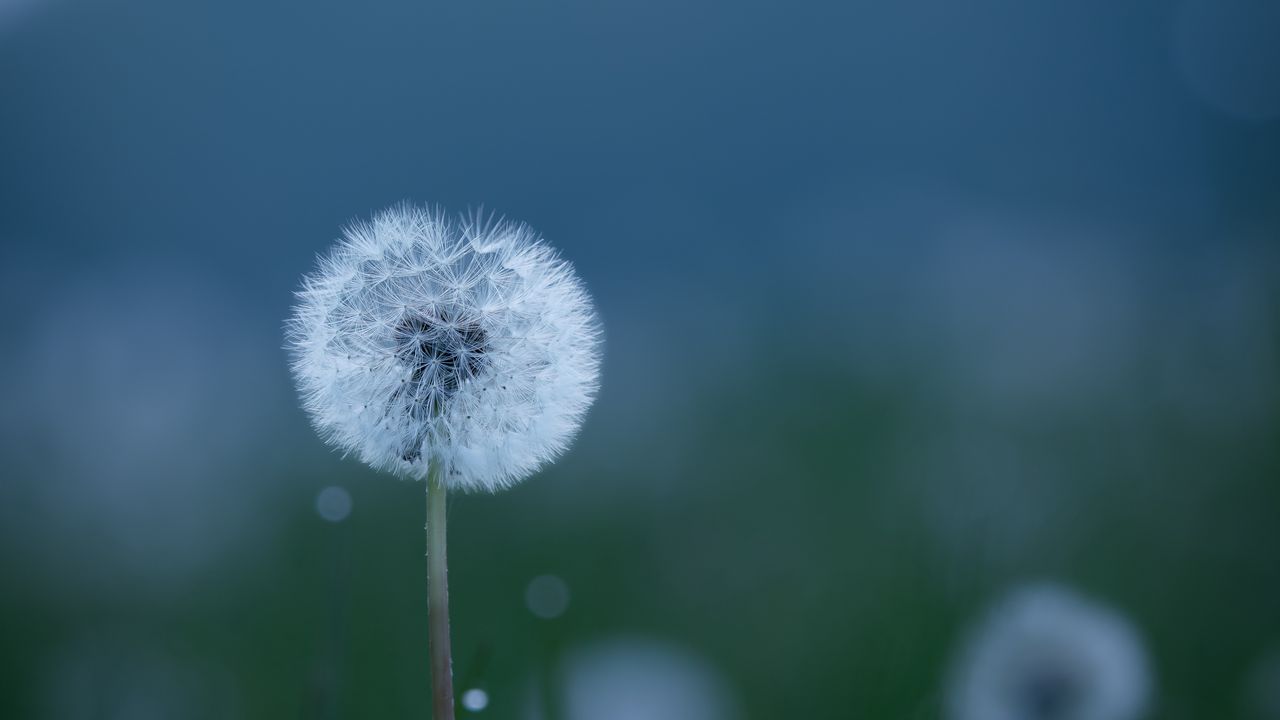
[946,583,1152,720]
[286,205,602,492]
[0,270,280,596]
[532,637,742,720]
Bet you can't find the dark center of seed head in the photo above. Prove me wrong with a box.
[391,311,489,460]
[1018,666,1081,720]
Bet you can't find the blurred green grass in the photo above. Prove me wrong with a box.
[3,348,1276,718]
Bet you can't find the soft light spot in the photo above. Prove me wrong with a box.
[525,574,570,619]
[557,637,742,720]
[315,486,352,523]
[462,688,489,712]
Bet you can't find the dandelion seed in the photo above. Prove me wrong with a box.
[945,583,1152,720]
[285,204,602,720]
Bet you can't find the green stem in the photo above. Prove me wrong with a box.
[427,468,455,720]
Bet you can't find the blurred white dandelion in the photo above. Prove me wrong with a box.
[946,583,1152,720]
[286,204,602,493]
[0,270,278,597]
[528,636,742,720]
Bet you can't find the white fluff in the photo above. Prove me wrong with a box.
[946,583,1152,720]
[286,204,602,492]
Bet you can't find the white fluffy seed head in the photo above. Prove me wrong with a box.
[946,583,1152,720]
[285,204,602,492]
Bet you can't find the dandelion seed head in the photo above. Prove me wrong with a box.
[286,204,602,492]
[547,637,742,720]
[947,583,1151,720]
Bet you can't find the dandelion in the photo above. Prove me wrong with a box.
[286,204,602,719]
[546,636,742,720]
[945,583,1152,720]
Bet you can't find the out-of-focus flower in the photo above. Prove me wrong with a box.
[0,270,280,596]
[530,636,741,720]
[946,583,1152,720]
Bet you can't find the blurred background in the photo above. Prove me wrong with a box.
[2,0,1278,717]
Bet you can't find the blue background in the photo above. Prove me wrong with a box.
[2,0,1278,717]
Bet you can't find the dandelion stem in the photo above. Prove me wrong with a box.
[427,467,455,720]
